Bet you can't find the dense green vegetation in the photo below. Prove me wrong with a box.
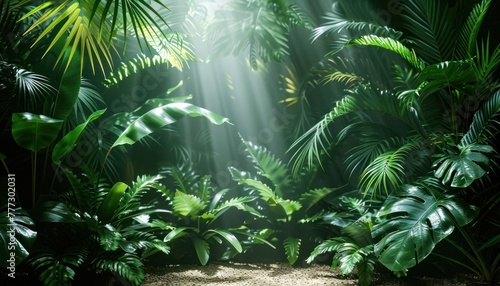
[1,1,499,285]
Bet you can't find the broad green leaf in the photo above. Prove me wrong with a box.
[433,144,493,188]
[51,41,82,119]
[11,113,63,152]
[97,182,129,223]
[52,109,106,165]
[192,236,210,265]
[34,201,84,223]
[163,226,192,243]
[172,191,206,218]
[112,102,229,147]
[206,229,243,253]
[0,208,36,267]
[283,237,300,265]
[373,185,478,272]
[274,199,301,221]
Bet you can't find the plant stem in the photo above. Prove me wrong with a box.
[32,152,37,208]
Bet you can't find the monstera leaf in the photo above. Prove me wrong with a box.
[0,207,37,267]
[433,144,493,188]
[372,184,478,272]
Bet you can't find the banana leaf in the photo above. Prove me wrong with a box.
[11,113,63,152]
[112,102,229,147]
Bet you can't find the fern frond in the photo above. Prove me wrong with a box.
[240,135,292,197]
[93,251,144,286]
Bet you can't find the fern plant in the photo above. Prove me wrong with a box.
[155,164,267,265]
[29,173,170,286]
[230,135,339,265]
[288,0,500,281]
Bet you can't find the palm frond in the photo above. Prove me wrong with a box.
[207,0,311,69]
[456,0,491,59]
[15,68,56,112]
[288,87,427,177]
[312,1,402,43]
[399,0,460,63]
[345,35,425,70]
[460,90,500,146]
[19,0,170,74]
[103,53,171,87]
[359,141,420,196]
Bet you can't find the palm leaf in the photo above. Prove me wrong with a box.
[312,1,402,43]
[416,60,477,98]
[345,35,425,70]
[373,184,479,272]
[288,87,426,176]
[359,142,420,196]
[456,0,491,59]
[460,89,500,146]
[399,0,459,62]
[103,54,171,87]
[20,0,170,74]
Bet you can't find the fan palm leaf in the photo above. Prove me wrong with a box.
[18,0,170,74]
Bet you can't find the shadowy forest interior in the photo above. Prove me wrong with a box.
[1,0,500,285]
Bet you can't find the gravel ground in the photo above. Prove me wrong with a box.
[142,262,486,286]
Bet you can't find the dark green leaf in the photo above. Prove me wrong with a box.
[11,113,63,152]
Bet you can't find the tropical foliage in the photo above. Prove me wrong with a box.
[288,0,500,283]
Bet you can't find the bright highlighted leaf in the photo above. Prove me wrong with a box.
[112,103,229,147]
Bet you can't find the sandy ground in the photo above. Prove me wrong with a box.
[142,262,484,286]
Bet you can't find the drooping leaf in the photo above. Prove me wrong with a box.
[11,112,63,152]
[205,229,243,253]
[192,236,210,266]
[433,144,493,188]
[112,102,229,147]
[34,201,84,223]
[373,185,479,272]
[52,109,106,165]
